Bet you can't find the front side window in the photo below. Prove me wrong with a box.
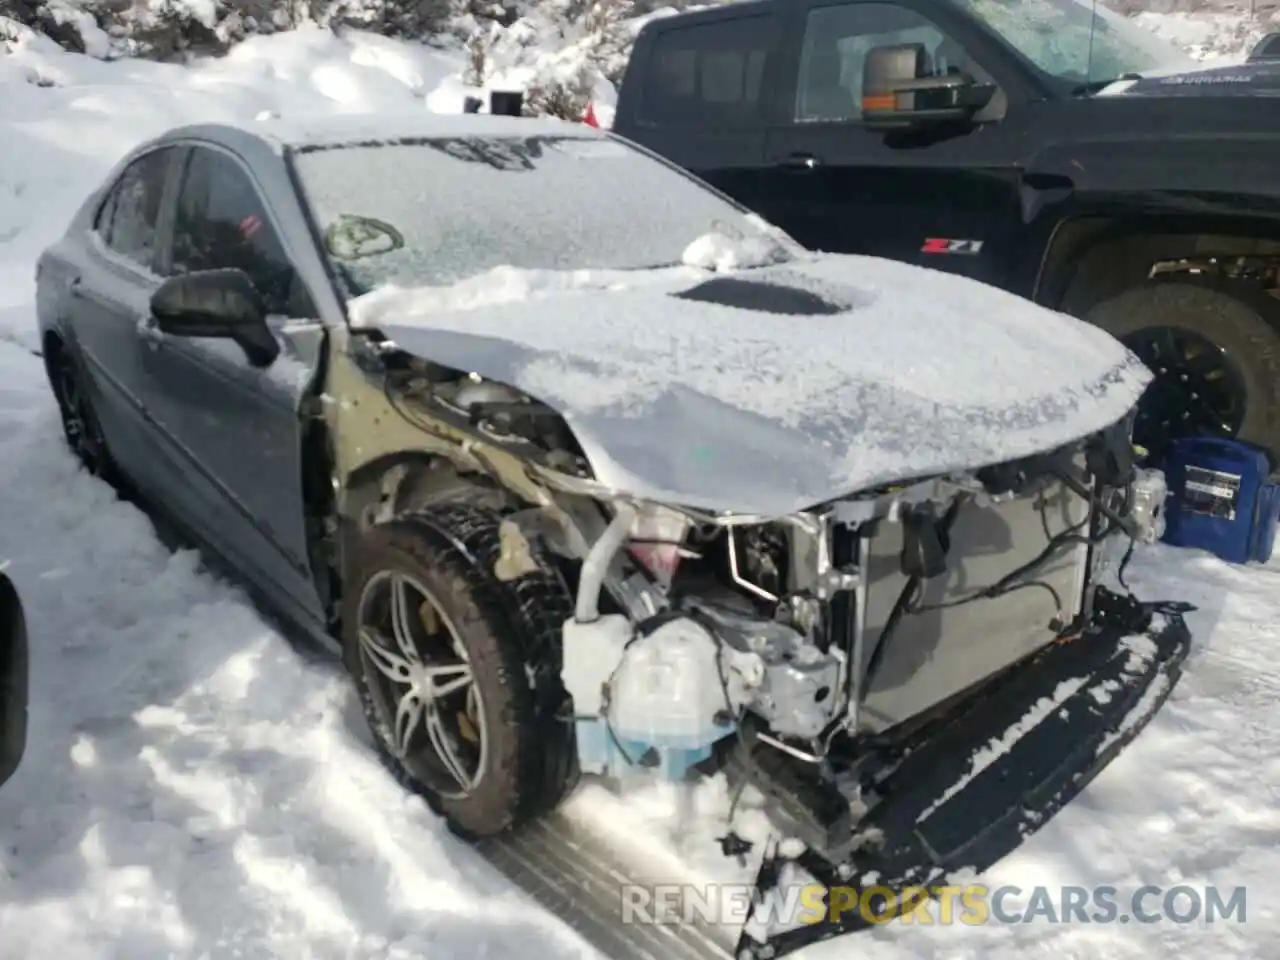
[290,134,796,297]
[96,148,174,270]
[640,15,778,127]
[168,147,312,318]
[794,3,988,123]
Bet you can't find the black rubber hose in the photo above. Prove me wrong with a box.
[861,498,963,694]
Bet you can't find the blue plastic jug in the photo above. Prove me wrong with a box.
[1161,437,1280,565]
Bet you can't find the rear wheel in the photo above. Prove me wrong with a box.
[47,341,117,481]
[1083,282,1280,463]
[343,503,578,839]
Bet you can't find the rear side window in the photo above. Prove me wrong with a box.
[640,14,777,127]
[95,148,174,270]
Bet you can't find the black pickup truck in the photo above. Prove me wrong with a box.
[612,0,1280,462]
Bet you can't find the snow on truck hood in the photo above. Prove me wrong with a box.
[351,254,1150,517]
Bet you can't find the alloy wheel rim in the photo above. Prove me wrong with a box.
[1122,326,1248,457]
[356,570,487,800]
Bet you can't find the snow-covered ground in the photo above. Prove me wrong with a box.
[1135,7,1271,62]
[2,14,1280,960]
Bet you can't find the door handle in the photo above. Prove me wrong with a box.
[778,153,821,170]
[68,277,83,297]
[138,316,164,350]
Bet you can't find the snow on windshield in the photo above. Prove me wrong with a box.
[289,133,792,296]
[681,228,792,271]
[346,224,794,328]
[349,263,676,317]
[959,0,1195,84]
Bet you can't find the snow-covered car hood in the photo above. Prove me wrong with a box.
[352,254,1151,517]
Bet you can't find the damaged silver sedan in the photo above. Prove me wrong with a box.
[35,112,1189,960]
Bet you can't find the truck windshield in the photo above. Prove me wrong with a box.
[955,0,1197,87]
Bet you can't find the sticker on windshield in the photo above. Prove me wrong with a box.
[324,215,404,260]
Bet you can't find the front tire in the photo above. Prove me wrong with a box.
[343,503,578,839]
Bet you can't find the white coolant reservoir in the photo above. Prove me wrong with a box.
[562,614,634,716]
[561,614,634,777]
[606,616,734,779]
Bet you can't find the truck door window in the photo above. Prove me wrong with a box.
[640,14,778,127]
[794,2,991,123]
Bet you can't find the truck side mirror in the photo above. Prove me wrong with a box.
[861,42,994,132]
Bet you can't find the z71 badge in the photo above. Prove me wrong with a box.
[921,238,984,254]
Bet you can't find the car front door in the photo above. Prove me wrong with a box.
[139,143,327,625]
[759,0,1029,287]
[64,146,187,492]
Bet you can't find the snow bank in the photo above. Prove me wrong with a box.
[1134,8,1265,62]
[0,24,463,351]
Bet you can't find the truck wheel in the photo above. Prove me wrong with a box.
[343,502,578,840]
[1083,282,1280,461]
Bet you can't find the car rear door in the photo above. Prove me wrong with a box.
[757,0,1030,287]
[139,143,327,625]
[615,9,783,218]
[63,145,186,492]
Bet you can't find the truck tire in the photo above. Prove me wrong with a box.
[343,502,578,840]
[1083,281,1280,460]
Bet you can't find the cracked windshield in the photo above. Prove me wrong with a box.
[958,0,1196,85]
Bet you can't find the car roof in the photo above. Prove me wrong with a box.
[157,111,602,155]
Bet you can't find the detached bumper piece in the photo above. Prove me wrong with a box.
[736,591,1192,959]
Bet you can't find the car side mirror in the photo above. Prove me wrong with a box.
[0,572,28,790]
[149,269,280,368]
[861,43,995,132]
